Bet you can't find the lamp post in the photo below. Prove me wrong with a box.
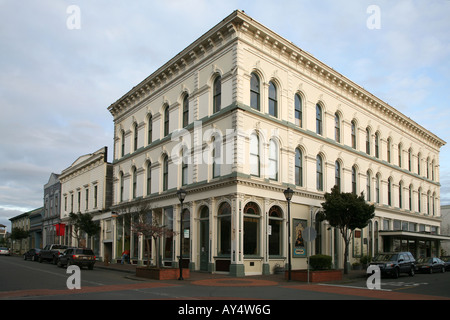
[284,187,294,281]
[177,188,187,280]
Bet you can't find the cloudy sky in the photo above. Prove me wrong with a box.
[1,0,449,230]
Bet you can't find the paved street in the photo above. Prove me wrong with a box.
[1,255,449,310]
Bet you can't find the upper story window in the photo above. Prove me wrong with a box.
[334,113,341,143]
[121,130,125,157]
[316,154,323,191]
[213,76,222,113]
[375,132,380,158]
[250,133,260,177]
[250,73,260,111]
[366,127,371,155]
[164,105,170,137]
[387,138,392,163]
[163,155,169,191]
[147,114,153,145]
[133,122,138,152]
[268,139,278,180]
[335,161,341,192]
[268,81,278,118]
[182,94,189,128]
[351,120,357,149]
[316,104,323,135]
[295,148,303,187]
[295,94,302,127]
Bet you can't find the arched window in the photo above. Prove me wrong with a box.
[399,181,403,209]
[375,174,380,204]
[352,166,357,195]
[418,188,422,213]
[295,148,303,187]
[268,139,278,180]
[375,132,380,158]
[244,202,260,256]
[398,144,403,168]
[268,81,278,117]
[388,178,392,206]
[366,171,371,201]
[316,155,323,191]
[132,166,137,199]
[212,137,221,178]
[250,133,260,177]
[164,104,170,137]
[366,127,371,155]
[409,185,413,211]
[335,161,341,192]
[335,113,341,143]
[133,123,138,152]
[213,75,222,113]
[316,104,323,135]
[408,148,413,171]
[250,73,260,110]
[146,162,152,196]
[182,94,189,128]
[268,206,283,256]
[163,155,169,191]
[181,146,188,186]
[217,202,231,255]
[295,94,302,127]
[121,130,126,157]
[387,138,392,163]
[147,114,153,145]
[351,120,357,149]
[119,171,124,202]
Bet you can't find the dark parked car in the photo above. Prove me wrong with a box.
[57,248,96,270]
[367,252,416,278]
[416,257,446,274]
[440,256,450,271]
[23,248,41,261]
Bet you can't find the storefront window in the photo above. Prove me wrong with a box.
[217,202,231,255]
[182,209,190,258]
[244,202,260,256]
[269,206,282,256]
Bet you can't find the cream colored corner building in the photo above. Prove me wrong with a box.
[107,10,447,276]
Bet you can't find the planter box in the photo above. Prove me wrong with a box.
[286,269,342,282]
[136,267,190,280]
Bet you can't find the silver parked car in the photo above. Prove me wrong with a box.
[0,247,10,256]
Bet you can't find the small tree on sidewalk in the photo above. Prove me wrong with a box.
[68,212,100,247]
[320,185,375,274]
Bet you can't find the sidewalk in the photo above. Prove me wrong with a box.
[95,262,367,284]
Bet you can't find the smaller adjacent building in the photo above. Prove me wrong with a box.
[9,208,43,254]
[59,146,113,260]
[43,173,61,246]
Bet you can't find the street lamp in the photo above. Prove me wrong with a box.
[284,187,294,281]
[177,188,187,280]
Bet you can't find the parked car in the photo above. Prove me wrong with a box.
[440,256,450,271]
[416,257,446,274]
[367,252,416,278]
[39,244,69,264]
[57,248,96,270]
[0,247,10,256]
[23,248,41,261]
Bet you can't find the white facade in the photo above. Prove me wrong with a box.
[107,10,447,275]
[59,147,113,258]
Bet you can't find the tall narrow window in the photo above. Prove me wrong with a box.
[213,76,222,113]
[268,81,278,117]
[376,174,380,204]
[132,167,137,199]
[366,128,371,155]
[375,132,379,158]
[217,202,231,255]
[268,206,283,256]
[408,148,412,171]
[182,94,189,128]
[366,171,371,201]
[243,202,260,256]
[181,147,188,186]
[250,133,260,177]
[417,153,421,175]
[212,137,221,178]
[164,105,170,137]
[133,123,138,152]
[399,181,403,209]
[409,185,413,211]
[163,155,169,191]
[121,130,125,157]
[351,121,356,149]
[119,171,124,202]
[352,166,357,195]
[335,161,341,192]
[295,94,302,127]
[388,178,392,206]
[268,139,278,180]
[250,73,260,111]
[147,114,153,145]
[316,104,323,135]
[387,138,392,163]
[316,155,323,191]
[295,148,303,186]
[147,162,152,196]
[334,113,340,143]
[398,144,402,168]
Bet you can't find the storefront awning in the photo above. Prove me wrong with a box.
[379,230,450,241]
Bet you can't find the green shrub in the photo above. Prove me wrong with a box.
[309,254,332,270]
